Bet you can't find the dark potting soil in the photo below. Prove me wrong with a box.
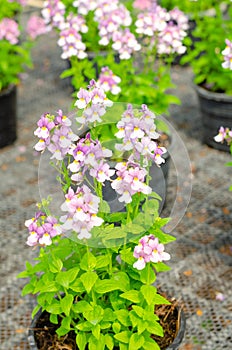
[32,299,181,350]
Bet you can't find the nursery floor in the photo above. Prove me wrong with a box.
[0,7,232,350]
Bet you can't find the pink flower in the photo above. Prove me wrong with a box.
[97,67,121,95]
[133,235,170,270]
[112,29,141,59]
[60,185,104,240]
[26,15,48,39]
[222,39,232,70]
[57,27,87,60]
[25,212,62,247]
[42,0,65,29]
[214,126,232,145]
[133,0,155,10]
[111,162,152,204]
[0,18,20,44]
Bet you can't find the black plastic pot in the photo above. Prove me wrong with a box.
[195,84,232,151]
[28,306,185,350]
[0,84,17,148]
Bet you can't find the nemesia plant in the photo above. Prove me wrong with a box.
[181,0,232,94]
[0,0,48,91]
[19,80,178,350]
[40,0,189,115]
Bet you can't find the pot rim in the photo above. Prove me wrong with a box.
[194,84,232,102]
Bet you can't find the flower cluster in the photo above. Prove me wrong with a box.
[97,66,121,95]
[32,79,169,241]
[41,0,65,29]
[42,0,141,60]
[60,185,104,239]
[112,162,151,203]
[95,1,132,46]
[25,211,62,246]
[57,27,87,59]
[112,28,141,60]
[75,79,113,119]
[222,39,232,70]
[214,126,232,145]
[0,18,20,44]
[135,5,188,55]
[133,234,171,270]
[115,104,166,166]
[34,110,78,160]
[68,133,114,183]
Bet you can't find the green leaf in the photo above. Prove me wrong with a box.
[49,257,63,273]
[92,324,101,340]
[147,321,164,337]
[34,281,58,294]
[112,322,121,334]
[84,305,104,326]
[55,267,80,288]
[21,282,35,296]
[114,310,130,327]
[56,316,72,336]
[73,300,92,314]
[132,305,144,318]
[31,305,41,319]
[153,294,171,305]
[69,279,85,293]
[103,308,116,322]
[50,313,58,324]
[129,333,144,350]
[112,272,130,292]
[76,332,87,350]
[154,262,171,272]
[105,334,114,350]
[80,271,98,293]
[80,252,96,271]
[120,248,134,265]
[114,331,131,344]
[140,285,157,305]
[143,339,160,350]
[46,301,62,314]
[99,199,110,213]
[120,290,142,303]
[88,334,105,350]
[95,255,111,269]
[95,279,123,294]
[60,294,74,316]
[140,265,156,285]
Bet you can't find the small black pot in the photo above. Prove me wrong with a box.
[0,84,17,148]
[195,84,232,151]
[28,306,185,350]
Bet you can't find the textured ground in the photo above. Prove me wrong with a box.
[0,6,232,350]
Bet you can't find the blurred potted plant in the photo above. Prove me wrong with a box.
[0,0,47,148]
[18,80,185,350]
[40,0,189,117]
[180,0,232,150]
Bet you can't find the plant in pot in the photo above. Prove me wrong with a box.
[0,0,48,148]
[40,0,189,116]
[180,0,232,151]
[18,80,186,350]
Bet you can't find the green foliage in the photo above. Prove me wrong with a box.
[180,0,232,94]
[19,200,175,349]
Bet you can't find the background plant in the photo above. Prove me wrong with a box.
[0,0,47,91]
[180,0,232,94]
[41,0,189,116]
[19,81,177,350]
